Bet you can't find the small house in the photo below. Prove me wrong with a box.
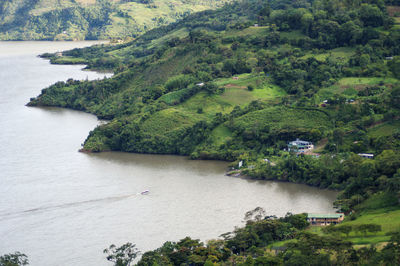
[288,139,314,152]
[196,82,204,87]
[358,153,374,159]
[307,213,344,226]
[271,246,287,255]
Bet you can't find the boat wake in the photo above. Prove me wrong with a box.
[0,191,149,221]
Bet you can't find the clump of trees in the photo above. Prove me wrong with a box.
[103,211,400,265]
[0,252,28,266]
[104,243,140,266]
[322,224,382,237]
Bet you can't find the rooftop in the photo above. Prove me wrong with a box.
[307,213,344,219]
[289,138,312,145]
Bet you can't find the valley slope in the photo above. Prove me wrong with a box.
[28,0,400,264]
[0,0,232,40]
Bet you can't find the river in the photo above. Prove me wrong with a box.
[0,41,338,266]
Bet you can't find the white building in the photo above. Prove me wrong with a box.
[288,139,314,152]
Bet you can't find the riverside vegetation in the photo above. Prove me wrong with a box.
[25,0,400,264]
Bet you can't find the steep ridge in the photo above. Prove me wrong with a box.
[0,0,233,40]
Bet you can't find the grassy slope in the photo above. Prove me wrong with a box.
[269,206,400,250]
[141,108,203,135]
[0,0,233,40]
[368,120,400,138]
[309,192,400,246]
[30,20,400,154]
[317,76,400,100]
[343,208,400,244]
[231,106,331,133]
[300,47,356,62]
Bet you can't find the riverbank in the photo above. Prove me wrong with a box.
[0,41,340,266]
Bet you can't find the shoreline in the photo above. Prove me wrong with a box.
[226,169,340,192]
[27,42,341,201]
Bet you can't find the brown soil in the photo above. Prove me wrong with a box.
[387,6,400,17]
[340,84,368,91]
[224,84,247,89]
[367,116,400,129]
[314,138,328,152]
[340,83,394,91]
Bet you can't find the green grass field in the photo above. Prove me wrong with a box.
[269,206,400,248]
[301,47,355,62]
[340,208,400,244]
[149,28,189,48]
[280,30,306,40]
[178,91,234,116]
[167,74,286,119]
[141,108,203,135]
[368,120,400,138]
[231,106,332,133]
[214,73,286,105]
[317,76,400,99]
[224,26,270,38]
[51,56,88,65]
[209,125,233,145]
[338,77,399,86]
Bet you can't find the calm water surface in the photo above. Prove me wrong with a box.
[0,42,337,266]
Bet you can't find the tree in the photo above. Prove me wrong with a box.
[332,128,344,152]
[338,225,353,238]
[359,54,371,68]
[380,232,400,264]
[389,85,400,107]
[367,224,382,235]
[244,207,266,222]
[359,4,384,27]
[300,12,313,35]
[387,170,400,193]
[338,21,362,45]
[280,212,309,230]
[0,252,28,266]
[376,150,400,176]
[103,243,140,266]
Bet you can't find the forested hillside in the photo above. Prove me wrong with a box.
[0,0,232,40]
[27,0,400,264]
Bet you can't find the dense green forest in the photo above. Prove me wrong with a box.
[0,0,232,40]
[25,0,400,264]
